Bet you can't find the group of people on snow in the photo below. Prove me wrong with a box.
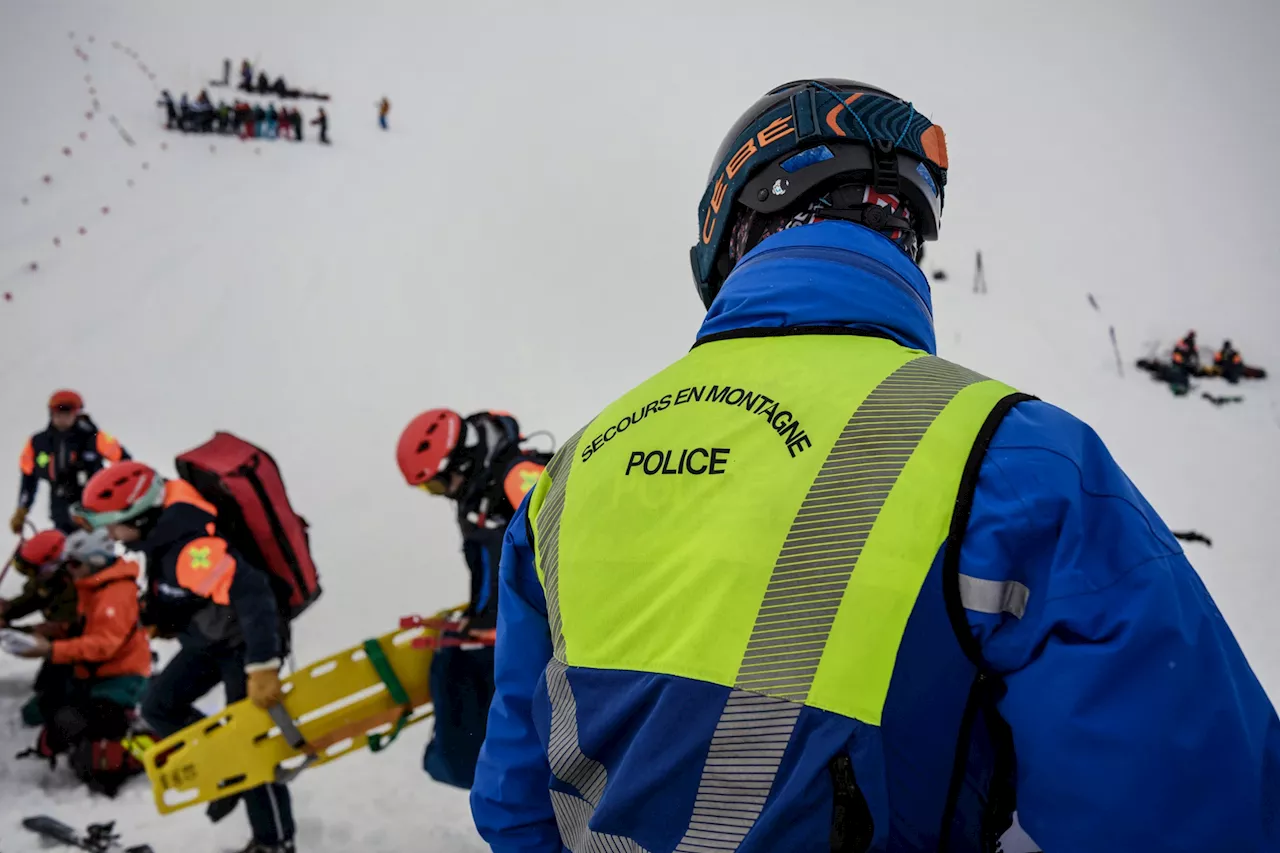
[1,392,547,852]
[7,75,1280,853]
[1139,330,1267,397]
[158,90,329,145]
[2,392,148,797]
[2,392,297,852]
[233,60,327,101]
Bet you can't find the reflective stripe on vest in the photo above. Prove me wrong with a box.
[527,334,1019,851]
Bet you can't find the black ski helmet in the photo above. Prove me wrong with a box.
[690,79,949,309]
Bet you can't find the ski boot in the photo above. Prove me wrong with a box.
[235,840,296,853]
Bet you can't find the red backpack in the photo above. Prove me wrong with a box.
[175,432,321,619]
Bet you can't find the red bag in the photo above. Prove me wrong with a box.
[175,432,321,619]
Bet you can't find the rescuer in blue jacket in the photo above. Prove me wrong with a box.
[469,80,1279,852]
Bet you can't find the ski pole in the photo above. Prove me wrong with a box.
[1109,326,1124,377]
[1,519,39,589]
[0,538,24,589]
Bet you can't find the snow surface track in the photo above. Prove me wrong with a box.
[1,0,1277,850]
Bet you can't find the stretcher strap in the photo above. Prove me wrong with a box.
[362,638,411,753]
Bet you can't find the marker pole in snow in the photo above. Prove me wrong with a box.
[1109,326,1123,377]
[973,251,987,294]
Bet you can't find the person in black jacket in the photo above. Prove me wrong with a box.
[11,391,129,535]
[157,90,178,129]
[309,107,328,145]
[1213,339,1245,383]
[395,409,550,788]
[77,461,295,853]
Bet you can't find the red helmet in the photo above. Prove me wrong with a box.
[48,389,83,413]
[76,461,166,528]
[397,409,463,487]
[16,529,68,575]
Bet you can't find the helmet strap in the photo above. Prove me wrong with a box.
[819,187,913,234]
[819,185,920,260]
[869,138,901,195]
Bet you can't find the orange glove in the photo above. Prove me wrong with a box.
[9,506,27,535]
[246,664,284,709]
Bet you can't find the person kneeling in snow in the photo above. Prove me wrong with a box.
[1171,329,1201,375]
[11,529,151,796]
[76,461,296,853]
[1214,339,1245,384]
[0,529,80,727]
[396,409,550,789]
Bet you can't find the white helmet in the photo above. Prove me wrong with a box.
[61,528,118,571]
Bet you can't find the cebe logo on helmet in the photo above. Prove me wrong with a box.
[75,460,166,529]
[396,409,464,493]
[48,389,84,414]
[690,78,949,309]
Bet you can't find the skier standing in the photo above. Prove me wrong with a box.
[469,78,1280,851]
[310,107,329,145]
[157,90,177,129]
[396,409,549,788]
[76,462,296,853]
[12,390,129,535]
[377,97,389,130]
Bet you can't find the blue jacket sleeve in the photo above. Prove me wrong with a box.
[470,498,561,853]
[961,400,1280,851]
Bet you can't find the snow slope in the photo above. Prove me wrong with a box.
[1,0,1277,850]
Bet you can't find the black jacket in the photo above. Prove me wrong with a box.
[18,415,129,510]
[139,483,284,666]
[455,441,549,631]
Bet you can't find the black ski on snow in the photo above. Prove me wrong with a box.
[21,816,154,853]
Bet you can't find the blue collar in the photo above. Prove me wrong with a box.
[696,221,937,355]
